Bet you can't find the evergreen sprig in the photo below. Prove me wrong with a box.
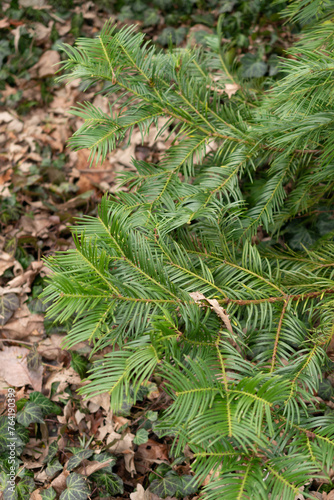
[43,4,334,498]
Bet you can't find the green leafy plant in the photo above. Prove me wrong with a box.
[0,386,122,499]
[42,2,334,498]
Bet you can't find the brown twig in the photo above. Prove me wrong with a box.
[270,297,289,373]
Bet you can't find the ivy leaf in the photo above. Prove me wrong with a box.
[318,379,334,401]
[0,417,29,455]
[146,411,158,422]
[92,471,124,496]
[16,399,28,412]
[149,464,172,482]
[0,471,7,490]
[30,392,62,416]
[287,225,316,250]
[241,54,268,78]
[157,27,187,46]
[2,483,18,500]
[0,417,11,454]
[142,9,160,27]
[0,471,16,499]
[133,428,149,445]
[0,293,19,326]
[150,471,180,498]
[16,424,29,448]
[0,40,11,69]
[46,459,63,478]
[175,475,197,497]
[59,473,90,500]
[41,487,57,500]
[67,449,94,471]
[91,452,116,473]
[27,346,42,372]
[70,352,89,379]
[16,402,44,427]
[44,441,59,464]
[16,476,35,499]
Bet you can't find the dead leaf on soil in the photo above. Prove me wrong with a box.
[30,490,43,500]
[31,50,60,78]
[108,431,135,454]
[97,414,114,441]
[18,214,58,239]
[113,415,130,430]
[130,484,151,500]
[84,391,111,413]
[1,302,44,340]
[0,251,15,276]
[7,260,43,294]
[76,457,115,476]
[51,468,70,494]
[45,367,81,400]
[0,18,10,29]
[136,439,169,465]
[187,24,212,47]
[124,449,136,476]
[29,21,54,43]
[75,409,86,425]
[37,334,65,360]
[57,399,74,425]
[34,470,48,483]
[0,346,43,390]
[0,111,15,123]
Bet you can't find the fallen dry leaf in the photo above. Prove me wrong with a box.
[37,334,65,360]
[7,260,43,293]
[22,437,46,460]
[0,111,14,123]
[0,346,43,390]
[57,399,73,425]
[0,251,15,276]
[189,291,240,352]
[189,291,233,333]
[124,449,136,476]
[188,23,212,47]
[108,431,135,454]
[1,302,44,340]
[51,468,70,494]
[45,367,81,400]
[29,21,54,43]
[0,18,10,29]
[32,50,61,78]
[34,470,48,483]
[76,458,115,476]
[130,483,151,500]
[7,119,23,134]
[30,490,43,500]
[97,414,114,441]
[113,415,130,430]
[224,83,241,98]
[18,214,58,239]
[75,409,86,425]
[136,439,169,464]
[81,391,111,413]
[151,496,177,500]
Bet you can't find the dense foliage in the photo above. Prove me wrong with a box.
[43,1,334,498]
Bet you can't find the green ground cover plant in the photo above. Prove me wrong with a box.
[42,0,334,497]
